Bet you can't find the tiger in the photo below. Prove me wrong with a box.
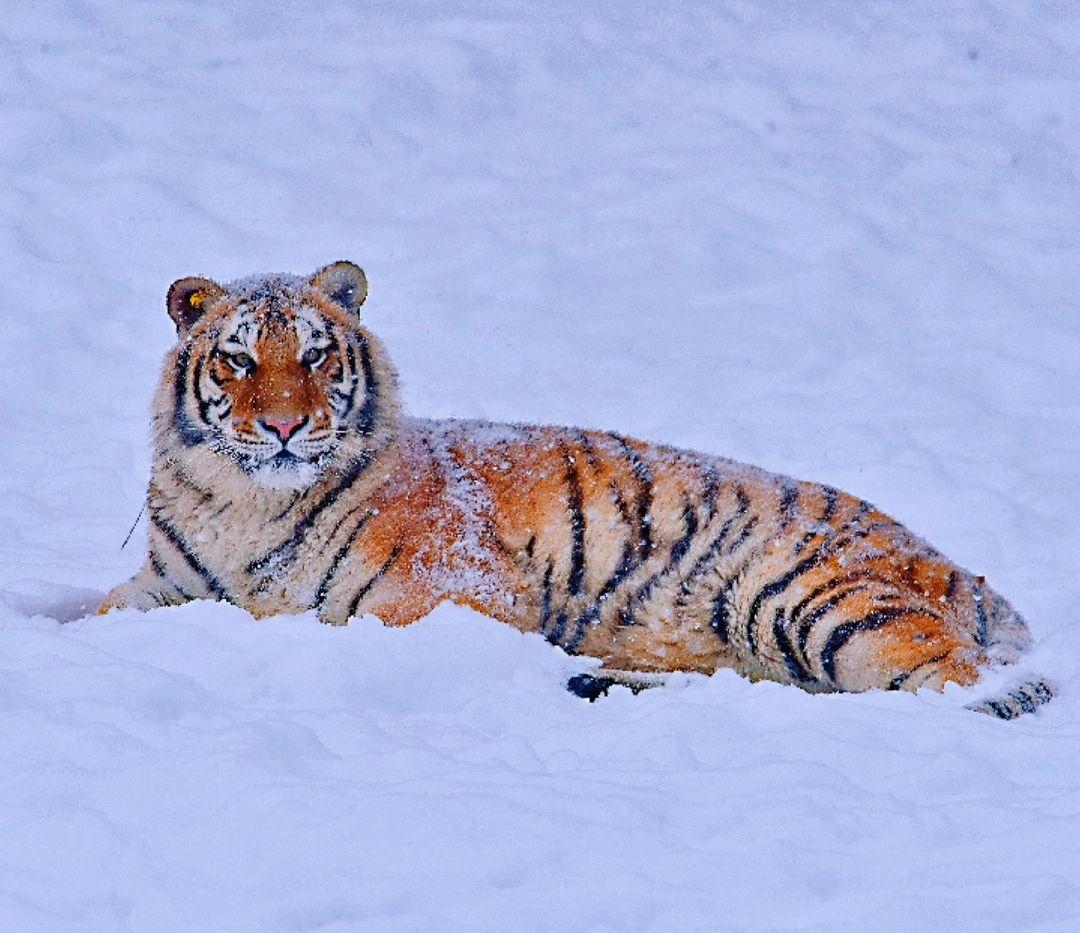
[100,260,1053,720]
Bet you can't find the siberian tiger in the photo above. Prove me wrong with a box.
[101,261,1053,720]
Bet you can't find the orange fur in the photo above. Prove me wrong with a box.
[101,262,1050,717]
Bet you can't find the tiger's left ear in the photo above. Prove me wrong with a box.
[167,276,224,335]
[311,261,368,316]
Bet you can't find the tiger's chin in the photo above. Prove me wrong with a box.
[243,451,329,491]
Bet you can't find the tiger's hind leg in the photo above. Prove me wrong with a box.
[891,649,983,692]
[807,606,986,694]
[566,669,669,701]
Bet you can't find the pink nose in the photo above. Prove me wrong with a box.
[260,415,307,442]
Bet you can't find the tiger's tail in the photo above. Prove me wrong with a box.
[964,582,1054,719]
[966,678,1055,719]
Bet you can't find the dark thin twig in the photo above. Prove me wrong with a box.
[120,505,146,550]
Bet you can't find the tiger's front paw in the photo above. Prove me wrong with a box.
[97,580,169,615]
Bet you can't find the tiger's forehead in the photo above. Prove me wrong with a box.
[219,299,328,350]
[225,272,309,303]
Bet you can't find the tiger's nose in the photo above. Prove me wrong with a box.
[259,415,307,442]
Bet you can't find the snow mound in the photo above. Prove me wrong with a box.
[2,0,1078,930]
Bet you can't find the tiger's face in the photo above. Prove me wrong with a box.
[164,261,391,490]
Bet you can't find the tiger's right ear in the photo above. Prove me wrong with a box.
[167,277,224,334]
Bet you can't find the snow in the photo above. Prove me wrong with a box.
[3,1,1079,930]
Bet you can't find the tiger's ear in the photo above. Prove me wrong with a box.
[311,261,368,316]
[167,277,224,334]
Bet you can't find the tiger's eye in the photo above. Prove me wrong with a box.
[302,347,327,368]
[228,351,254,371]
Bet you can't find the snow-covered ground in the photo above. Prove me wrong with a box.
[3,2,1079,930]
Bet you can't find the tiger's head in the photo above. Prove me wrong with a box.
[160,261,398,490]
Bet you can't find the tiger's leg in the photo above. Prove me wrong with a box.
[316,549,448,627]
[98,562,193,614]
[810,607,984,694]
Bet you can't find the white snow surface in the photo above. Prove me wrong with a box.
[3,2,1080,930]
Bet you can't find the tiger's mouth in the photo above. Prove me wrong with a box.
[217,434,338,489]
[269,449,304,465]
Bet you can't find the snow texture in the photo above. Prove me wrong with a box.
[2,2,1079,930]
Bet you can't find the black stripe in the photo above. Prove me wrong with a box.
[562,442,654,649]
[1012,689,1036,715]
[564,538,636,652]
[851,500,875,524]
[620,498,699,629]
[678,487,750,602]
[780,512,902,646]
[709,548,762,646]
[577,433,601,472]
[773,606,812,681]
[744,538,830,655]
[148,553,168,578]
[173,347,205,446]
[945,570,959,600]
[207,502,231,521]
[610,433,653,560]
[170,464,214,502]
[313,509,377,607]
[563,445,586,597]
[354,335,379,437]
[710,587,733,643]
[333,337,358,422]
[205,349,226,387]
[245,447,379,576]
[346,542,403,619]
[886,651,951,690]
[325,503,369,545]
[705,517,762,646]
[149,553,196,602]
[548,608,570,647]
[192,354,215,427]
[491,531,519,561]
[670,499,699,566]
[1031,681,1053,703]
[795,584,872,660]
[820,607,925,682]
[539,559,554,639]
[609,480,633,527]
[723,514,759,558]
[705,510,763,646]
[790,571,873,627]
[325,334,342,368]
[700,465,722,523]
[820,486,839,523]
[271,491,306,523]
[972,582,990,646]
[778,483,799,531]
[150,512,228,599]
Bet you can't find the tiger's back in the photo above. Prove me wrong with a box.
[406,419,1030,695]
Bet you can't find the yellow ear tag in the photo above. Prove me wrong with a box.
[189,291,205,309]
